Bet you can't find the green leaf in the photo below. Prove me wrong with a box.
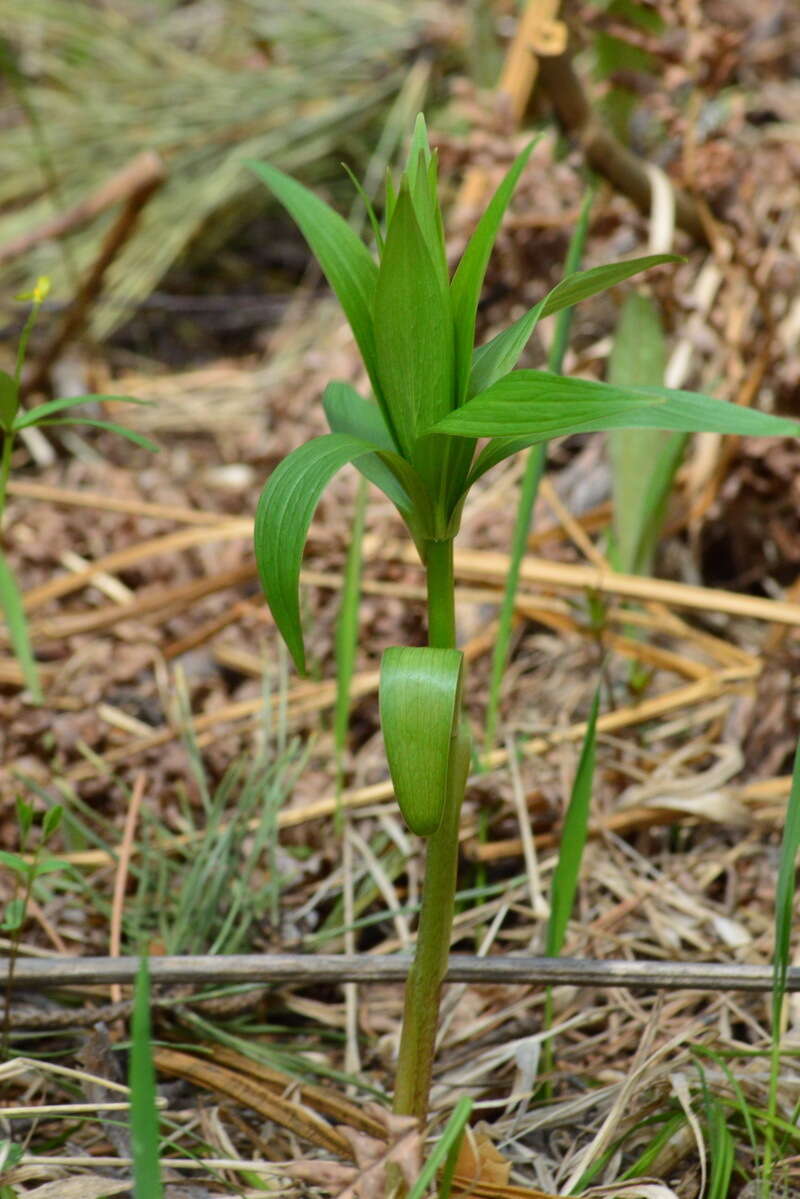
[380,646,463,836]
[12,393,151,430]
[0,547,42,703]
[35,419,159,451]
[130,957,164,1199]
[255,433,386,674]
[322,381,410,511]
[247,160,381,394]
[546,690,600,956]
[0,850,30,878]
[451,140,537,402]
[0,370,18,430]
[408,1095,472,1199]
[434,370,800,441]
[608,293,684,574]
[42,804,63,842]
[15,797,34,840]
[30,855,66,877]
[1,896,25,931]
[373,184,455,468]
[469,254,680,398]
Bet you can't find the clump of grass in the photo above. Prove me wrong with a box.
[250,114,800,1125]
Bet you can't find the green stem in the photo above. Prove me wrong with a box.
[0,431,13,524]
[393,537,468,1121]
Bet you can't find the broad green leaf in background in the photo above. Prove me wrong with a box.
[450,139,537,403]
[130,957,163,1199]
[469,253,680,398]
[246,161,383,403]
[435,371,800,442]
[609,292,685,574]
[380,646,463,835]
[0,547,41,703]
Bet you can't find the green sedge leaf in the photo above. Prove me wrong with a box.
[0,369,18,430]
[12,393,151,431]
[546,689,599,956]
[16,798,34,841]
[341,162,384,254]
[0,547,42,703]
[322,381,411,512]
[36,419,159,451]
[469,254,680,398]
[247,160,381,394]
[374,183,455,473]
[255,433,387,675]
[435,370,800,441]
[380,645,463,836]
[451,140,538,402]
[130,957,164,1199]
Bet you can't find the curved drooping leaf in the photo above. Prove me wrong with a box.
[0,548,42,703]
[469,254,680,399]
[451,139,537,403]
[374,184,454,467]
[254,433,387,674]
[13,394,151,431]
[36,419,159,452]
[247,161,382,396]
[380,645,463,836]
[435,370,800,441]
[322,381,410,511]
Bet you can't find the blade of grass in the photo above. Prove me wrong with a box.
[483,183,594,752]
[0,547,42,702]
[540,689,600,1097]
[407,1096,472,1199]
[129,957,163,1199]
[763,737,800,1194]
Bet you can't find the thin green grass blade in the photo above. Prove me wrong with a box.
[129,957,163,1199]
[483,185,593,752]
[697,1062,735,1199]
[763,737,800,1193]
[36,418,159,452]
[547,688,600,956]
[341,161,384,253]
[469,253,679,398]
[246,160,381,394]
[12,393,151,430]
[436,370,800,442]
[0,547,42,703]
[333,475,367,809]
[407,1096,472,1199]
[380,646,463,836]
[450,140,537,402]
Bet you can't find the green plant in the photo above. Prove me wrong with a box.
[0,276,156,701]
[249,115,800,1123]
[129,957,163,1199]
[0,797,64,1056]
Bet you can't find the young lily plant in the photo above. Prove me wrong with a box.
[249,118,799,1122]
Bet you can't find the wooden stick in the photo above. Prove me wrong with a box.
[5,952,798,994]
[6,480,234,527]
[0,152,165,268]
